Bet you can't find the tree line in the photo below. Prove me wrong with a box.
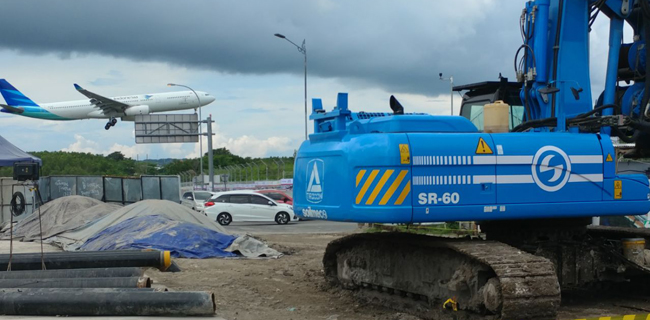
[0,147,294,180]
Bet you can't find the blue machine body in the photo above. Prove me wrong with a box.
[294,94,650,223]
[294,0,650,223]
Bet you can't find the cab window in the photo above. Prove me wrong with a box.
[461,103,524,131]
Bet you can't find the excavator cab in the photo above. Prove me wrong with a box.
[455,77,524,131]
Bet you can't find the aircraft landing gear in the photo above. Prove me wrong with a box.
[105,117,117,130]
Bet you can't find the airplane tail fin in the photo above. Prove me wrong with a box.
[0,79,38,107]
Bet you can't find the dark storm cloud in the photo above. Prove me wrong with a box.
[0,0,524,96]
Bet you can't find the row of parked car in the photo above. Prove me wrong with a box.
[181,189,296,226]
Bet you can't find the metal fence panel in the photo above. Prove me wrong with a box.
[50,176,76,200]
[141,176,161,200]
[123,179,142,203]
[104,177,123,203]
[18,175,180,208]
[159,176,180,203]
[39,177,50,203]
[77,176,103,200]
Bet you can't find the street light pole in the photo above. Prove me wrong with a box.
[246,163,253,182]
[278,158,285,179]
[236,164,246,181]
[272,159,281,180]
[168,83,204,184]
[260,160,268,181]
[274,33,308,140]
[438,73,454,116]
[251,162,260,181]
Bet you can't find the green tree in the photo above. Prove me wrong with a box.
[106,151,126,161]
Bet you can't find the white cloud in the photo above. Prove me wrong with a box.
[61,134,152,159]
[221,135,293,158]
[61,134,101,154]
[186,122,294,158]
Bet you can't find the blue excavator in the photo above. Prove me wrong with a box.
[293,1,650,319]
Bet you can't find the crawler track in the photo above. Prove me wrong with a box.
[324,233,560,320]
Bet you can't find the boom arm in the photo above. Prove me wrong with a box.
[518,0,650,146]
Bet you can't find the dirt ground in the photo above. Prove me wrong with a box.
[148,232,650,320]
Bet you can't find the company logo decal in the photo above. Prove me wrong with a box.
[531,146,571,192]
[306,159,324,203]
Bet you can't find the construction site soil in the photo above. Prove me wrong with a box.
[148,232,650,320]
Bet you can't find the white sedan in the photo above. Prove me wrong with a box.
[180,191,216,213]
[204,191,297,225]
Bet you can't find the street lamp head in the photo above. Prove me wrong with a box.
[439,73,443,79]
[167,83,176,87]
[274,33,286,39]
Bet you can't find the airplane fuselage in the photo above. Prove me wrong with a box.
[13,90,213,121]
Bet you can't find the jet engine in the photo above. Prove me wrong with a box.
[124,105,150,116]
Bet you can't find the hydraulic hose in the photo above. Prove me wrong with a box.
[550,0,565,118]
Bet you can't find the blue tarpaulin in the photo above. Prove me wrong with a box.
[79,215,238,258]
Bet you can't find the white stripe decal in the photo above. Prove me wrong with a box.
[473,156,496,165]
[569,155,603,164]
[473,175,496,184]
[497,156,533,164]
[468,174,603,185]
[413,154,603,166]
[569,174,603,182]
[497,175,534,183]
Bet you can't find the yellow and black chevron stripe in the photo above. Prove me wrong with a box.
[355,168,411,206]
[575,314,650,320]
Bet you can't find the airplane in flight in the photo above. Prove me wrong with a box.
[0,79,215,130]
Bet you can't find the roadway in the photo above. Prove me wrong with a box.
[224,219,359,235]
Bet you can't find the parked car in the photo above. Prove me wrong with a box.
[204,190,297,225]
[181,191,216,213]
[256,189,293,205]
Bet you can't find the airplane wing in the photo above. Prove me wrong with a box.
[74,84,130,114]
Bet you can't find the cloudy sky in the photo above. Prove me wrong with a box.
[0,0,622,159]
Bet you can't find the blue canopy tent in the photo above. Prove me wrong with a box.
[0,135,41,166]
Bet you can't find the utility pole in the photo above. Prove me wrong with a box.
[206,115,214,191]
